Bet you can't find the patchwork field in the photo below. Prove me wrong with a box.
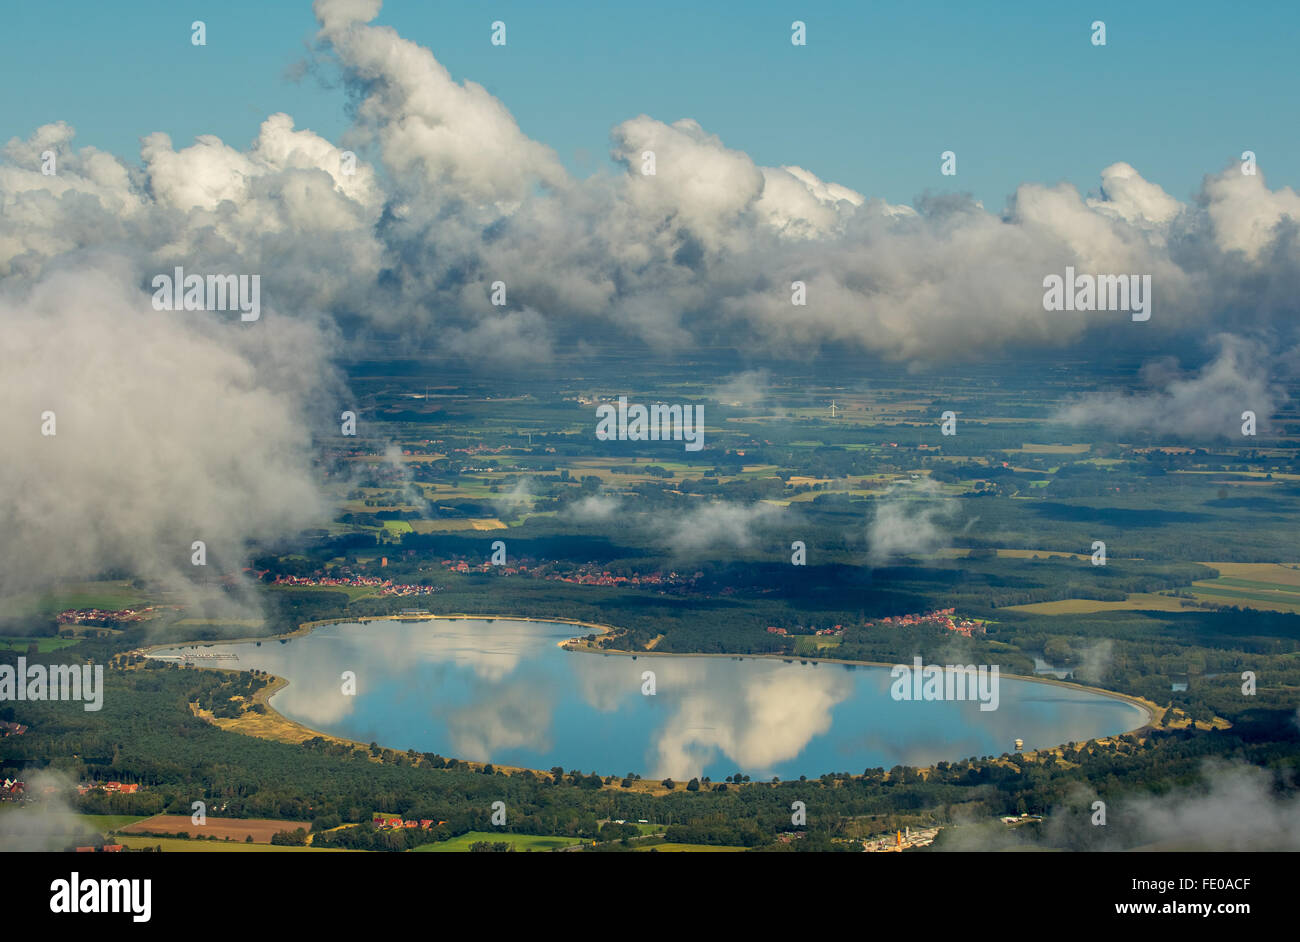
[114,835,352,852]
[1006,562,1300,615]
[1006,595,1201,615]
[794,636,843,654]
[408,517,507,533]
[119,814,312,843]
[1200,562,1300,586]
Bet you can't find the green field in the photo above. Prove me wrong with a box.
[0,636,82,653]
[266,583,377,602]
[1188,584,1300,611]
[411,831,586,852]
[1,580,148,618]
[794,636,842,654]
[1202,577,1300,594]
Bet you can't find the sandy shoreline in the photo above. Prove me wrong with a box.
[147,612,1161,777]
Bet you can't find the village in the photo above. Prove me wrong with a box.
[56,606,161,626]
[438,555,701,590]
[1,778,144,803]
[270,573,441,597]
[765,609,986,639]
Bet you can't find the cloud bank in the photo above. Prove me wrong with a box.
[3,0,1298,596]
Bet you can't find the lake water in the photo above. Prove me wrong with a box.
[155,618,1149,780]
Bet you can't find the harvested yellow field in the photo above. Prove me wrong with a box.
[937,548,1091,560]
[1199,562,1300,586]
[115,835,352,852]
[1008,586,1300,616]
[1006,443,1091,454]
[994,549,1091,560]
[120,814,311,843]
[408,518,506,533]
[1006,595,1199,615]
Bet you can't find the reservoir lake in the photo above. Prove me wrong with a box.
[156,618,1149,780]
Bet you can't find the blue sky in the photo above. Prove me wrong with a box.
[4,0,1297,210]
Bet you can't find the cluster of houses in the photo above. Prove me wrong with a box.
[439,556,700,590]
[271,574,440,597]
[374,817,446,831]
[541,567,698,589]
[3,779,119,801]
[442,558,522,575]
[0,779,68,801]
[452,444,512,457]
[766,610,984,639]
[0,720,28,737]
[869,608,985,637]
[56,606,156,625]
[76,781,141,795]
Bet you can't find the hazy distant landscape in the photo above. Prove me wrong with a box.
[3,1,1298,856]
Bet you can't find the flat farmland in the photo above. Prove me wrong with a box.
[1005,443,1091,454]
[1006,583,1300,616]
[937,548,1092,561]
[1,579,149,618]
[119,815,311,843]
[115,835,353,853]
[1005,595,1198,615]
[82,813,150,830]
[1200,562,1300,586]
[412,831,586,852]
[0,636,82,653]
[408,517,506,533]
